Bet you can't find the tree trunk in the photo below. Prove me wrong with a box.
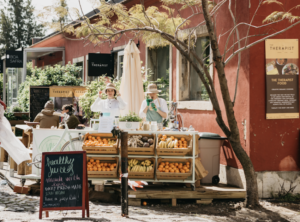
[202,0,260,207]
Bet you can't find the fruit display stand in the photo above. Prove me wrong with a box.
[87,131,200,188]
[82,133,118,154]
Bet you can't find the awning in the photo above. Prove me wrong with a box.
[49,86,87,98]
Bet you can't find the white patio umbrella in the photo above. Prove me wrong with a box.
[119,40,145,116]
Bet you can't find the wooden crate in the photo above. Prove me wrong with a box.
[156,134,193,156]
[127,133,156,155]
[120,157,155,179]
[87,157,119,178]
[156,158,192,180]
[82,133,118,154]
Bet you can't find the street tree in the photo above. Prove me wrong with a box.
[38,0,71,32]
[0,0,44,55]
[47,0,300,207]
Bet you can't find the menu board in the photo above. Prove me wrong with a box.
[39,151,89,219]
[265,39,299,119]
[30,87,50,121]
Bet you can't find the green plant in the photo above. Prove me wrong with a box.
[119,112,142,122]
[79,76,121,123]
[4,112,17,121]
[18,62,83,111]
[12,106,23,112]
[21,114,30,120]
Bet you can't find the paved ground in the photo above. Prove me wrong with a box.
[0,181,300,222]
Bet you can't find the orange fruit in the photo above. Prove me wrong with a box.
[106,168,111,171]
[178,165,182,169]
[183,166,187,170]
[96,160,100,163]
[102,168,106,171]
[90,159,94,162]
[175,163,179,166]
[170,169,174,173]
[165,162,169,165]
[175,169,179,173]
[165,165,169,169]
[143,201,147,206]
[181,170,186,173]
[88,136,92,139]
[97,167,101,171]
[186,169,190,172]
[104,163,108,167]
[165,169,169,173]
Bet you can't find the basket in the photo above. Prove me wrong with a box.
[82,133,118,154]
[156,134,193,156]
[126,133,156,155]
[87,157,119,178]
[156,158,192,180]
[120,157,155,179]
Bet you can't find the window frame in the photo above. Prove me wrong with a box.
[145,44,173,103]
[117,50,124,79]
[72,56,85,82]
[176,35,213,111]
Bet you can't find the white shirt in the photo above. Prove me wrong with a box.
[91,96,127,118]
[139,98,168,119]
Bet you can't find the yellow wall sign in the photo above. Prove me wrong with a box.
[49,86,87,98]
[50,87,73,97]
[73,87,87,97]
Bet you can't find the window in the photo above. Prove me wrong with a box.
[117,50,124,79]
[75,61,84,80]
[7,68,22,107]
[73,56,85,82]
[147,45,170,101]
[177,36,212,110]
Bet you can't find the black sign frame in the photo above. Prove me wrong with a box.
[6,50,23,68]
[39,151,89,219]
[88,53,114,77]
[0,60,3,73]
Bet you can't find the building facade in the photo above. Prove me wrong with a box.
[27,0,300,197]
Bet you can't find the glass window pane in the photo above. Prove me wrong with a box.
[189,37,210,101]
[148,46,170,101]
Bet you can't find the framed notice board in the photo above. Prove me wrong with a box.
[265,39,299,119]
[39,151,89,219]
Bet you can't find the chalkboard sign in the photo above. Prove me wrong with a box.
[39,151,89,219]
[30,86,50,121]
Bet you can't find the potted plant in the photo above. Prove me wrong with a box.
[119,112,142,130]
[4,111,30,126]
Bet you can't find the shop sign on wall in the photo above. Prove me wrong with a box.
[88,53,114,77]
[6,51,23,68]
[265,39,299,119]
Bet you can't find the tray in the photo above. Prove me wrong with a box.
[156,158,192,180]
[87,157,119,178]
[127,133,156,155]
[156,134,193,156]
[120,157,155,179]
[83,133,118,154]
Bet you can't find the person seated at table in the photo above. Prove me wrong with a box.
[59,104,80,129]
[33,101,59,128]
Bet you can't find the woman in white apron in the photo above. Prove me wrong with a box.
[91,83,127,118]
[0,99,31,165]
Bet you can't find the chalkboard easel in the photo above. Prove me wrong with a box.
[39,151,89,219]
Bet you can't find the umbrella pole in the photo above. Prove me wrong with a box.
[121,131,128,217]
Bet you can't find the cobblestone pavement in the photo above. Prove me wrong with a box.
[1,183,300,222]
